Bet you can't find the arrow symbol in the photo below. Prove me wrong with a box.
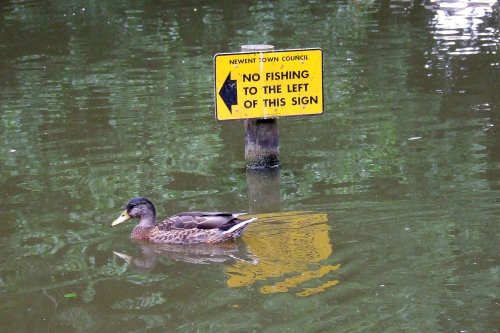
[219,72,237,113]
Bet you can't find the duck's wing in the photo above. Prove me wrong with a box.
[158,212,246,231]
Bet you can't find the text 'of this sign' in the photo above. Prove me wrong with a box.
[214,48,323,120]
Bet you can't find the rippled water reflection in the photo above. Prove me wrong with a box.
[226,212,337,296]
[429,0,499,58]
[0,0,498,332]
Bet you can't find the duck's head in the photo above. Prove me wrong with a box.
[111,197,156,227]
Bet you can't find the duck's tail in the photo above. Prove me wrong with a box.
[222,217,257,235]
[113,251,132,264]
[215,217,256,242]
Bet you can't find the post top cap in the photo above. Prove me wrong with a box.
[241,44,274,52]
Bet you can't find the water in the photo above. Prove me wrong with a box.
[0,0,498,332]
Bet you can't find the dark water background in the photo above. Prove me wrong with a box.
[0,0,498,332]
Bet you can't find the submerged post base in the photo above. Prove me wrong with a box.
[246,168,281,214]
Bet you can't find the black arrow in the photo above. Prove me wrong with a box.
[219,72,237,113]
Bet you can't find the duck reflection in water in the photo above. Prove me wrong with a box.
[114,240,258,273]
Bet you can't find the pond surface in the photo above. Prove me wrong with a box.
[0,0,498,332]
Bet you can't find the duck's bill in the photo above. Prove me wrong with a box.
[112,210,131,226]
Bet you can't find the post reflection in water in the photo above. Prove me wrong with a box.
[242,164,338,297]
[225,212,339,297]
[246,168,282,214]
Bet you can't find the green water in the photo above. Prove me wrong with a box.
[1,0,498,332]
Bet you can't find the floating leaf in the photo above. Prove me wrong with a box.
[64,292,77,299]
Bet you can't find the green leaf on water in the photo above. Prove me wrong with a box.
[64,292,77,299]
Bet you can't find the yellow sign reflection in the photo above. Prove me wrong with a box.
[225,212,340,296]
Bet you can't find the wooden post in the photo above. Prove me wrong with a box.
[241,44,280,170]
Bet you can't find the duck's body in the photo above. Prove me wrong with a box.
[112,198,256,244]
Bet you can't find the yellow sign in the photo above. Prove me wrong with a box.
[214,48,323,120]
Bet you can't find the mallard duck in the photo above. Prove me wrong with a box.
[111,197,257,244]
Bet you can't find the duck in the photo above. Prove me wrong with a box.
[111,197,257,244]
